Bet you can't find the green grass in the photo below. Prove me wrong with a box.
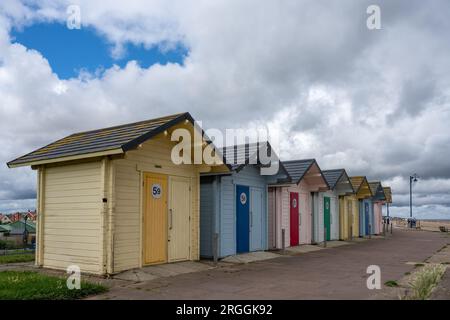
[384,280,399,287]
[408,264,446,300]
[2,249,34,254]
[0,271,107,300]
[0,254,35,264]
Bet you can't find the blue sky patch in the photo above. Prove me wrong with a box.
[11,23,188,79]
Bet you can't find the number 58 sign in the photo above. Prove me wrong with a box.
[152,184,162,199]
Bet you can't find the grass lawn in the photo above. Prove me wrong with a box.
[0,271,107,300]
[0,254,35,264]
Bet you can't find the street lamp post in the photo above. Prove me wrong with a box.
[409,174,418,227]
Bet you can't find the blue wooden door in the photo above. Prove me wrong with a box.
[236,185,250,253]
[250,187,263,251]
[365,201,370,235]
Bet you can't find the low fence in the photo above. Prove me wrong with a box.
[0,238,35,256]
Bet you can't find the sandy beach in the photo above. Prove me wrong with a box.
[392,218,450,232]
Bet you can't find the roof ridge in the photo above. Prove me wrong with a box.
[69,112,187,136]
[282,158,315,163]
[7,112,194,168]
[221,141,271,149]
[322,168,345,173]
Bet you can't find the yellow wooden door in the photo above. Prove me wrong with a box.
[168,176,191,262]
[347,199,353,239]
[143,173,168,265]
[352,199,359,237]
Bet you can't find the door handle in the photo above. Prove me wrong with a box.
[169,209,173,230]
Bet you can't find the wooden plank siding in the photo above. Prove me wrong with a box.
[317,190,340,241]
[111,133,200,272]
[272,181,314,248]
[13,113,228,275]
[200,179,215,258]
[42,161,103,274]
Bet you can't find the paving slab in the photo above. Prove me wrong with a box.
[431,268,450,300]
[113,261,213,282]
[89,230,450,300]
[351,237,369,242]
[325,241,353,248]
[284,244,324,254]
[221,251,281,264]
[427,244,450,264]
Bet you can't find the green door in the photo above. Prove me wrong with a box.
[324,197,331,241]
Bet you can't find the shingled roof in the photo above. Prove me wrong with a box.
[368,181,380,195]
[383,187,393,203]
[282,159,315,183]
[282,159,328,187]
[322,169,347,190]
[220,142,288,175]
[8,112,195,168]
[349,176,373,197]
[369,181,386,201]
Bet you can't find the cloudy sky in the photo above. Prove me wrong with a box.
[0,0,449,218]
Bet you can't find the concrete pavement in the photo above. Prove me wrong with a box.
[89,230,450,300]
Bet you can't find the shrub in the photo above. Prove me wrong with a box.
[409,264,446,300]
[0,240,17,250]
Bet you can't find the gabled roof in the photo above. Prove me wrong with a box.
[383,187,392,203]
[282,159,329,188]
[283,159,315,183]
[220,142,288,176]
[7,220,36,234]
[369,181,386,201]
[322,169,353,191]
[368,182,379,195]
[349,176,373,198]
[7,112,203,168]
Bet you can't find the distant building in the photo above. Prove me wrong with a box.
[0,215,11,224]
[8,212,22,223]
[26,210,37,222]
[0,224,12,240]
[0,220,36,246]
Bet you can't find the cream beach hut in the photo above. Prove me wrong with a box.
[320,169,354,241]
[7,112,228,275]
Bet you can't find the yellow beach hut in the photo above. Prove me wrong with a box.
[7,112,228,275]
[348,176,373,238]
[383,186,393,220]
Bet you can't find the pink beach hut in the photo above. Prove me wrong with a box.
[369,181,386,234]
[268,159,329,249]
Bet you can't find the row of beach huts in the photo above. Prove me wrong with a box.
[7,112,392,275]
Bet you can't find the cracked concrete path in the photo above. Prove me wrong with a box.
[88,230,450,300]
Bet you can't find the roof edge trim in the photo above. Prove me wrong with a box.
[7,148,124,168]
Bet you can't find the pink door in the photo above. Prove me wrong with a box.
[290,192,299,246]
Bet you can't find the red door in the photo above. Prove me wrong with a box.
[290,192,299,246]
